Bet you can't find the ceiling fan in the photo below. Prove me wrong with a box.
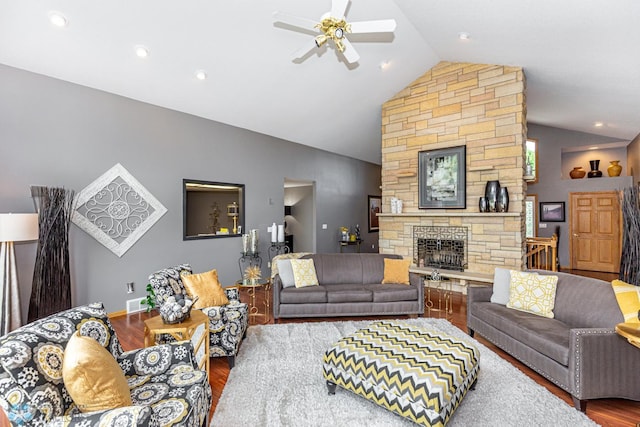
[273,0,397,64]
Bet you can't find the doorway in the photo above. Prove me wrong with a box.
[569,191,621,273]
[284,179,315,253]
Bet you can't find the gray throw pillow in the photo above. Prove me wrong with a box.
[277,259,296,288]
[490,267,512,305]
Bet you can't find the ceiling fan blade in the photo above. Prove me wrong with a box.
[349,19,397,34]
[331,0,350,19]
[273,11,318,32]
[340,37,360,64]
[291,39,319,61]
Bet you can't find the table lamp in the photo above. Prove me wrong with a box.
[0,213,39,334]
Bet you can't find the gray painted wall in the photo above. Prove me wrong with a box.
[0,64,381,317]
[527,123,635,267]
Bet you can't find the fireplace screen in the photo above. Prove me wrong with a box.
[413,226,468,271]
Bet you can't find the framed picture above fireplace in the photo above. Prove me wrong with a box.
[418,145,466,209]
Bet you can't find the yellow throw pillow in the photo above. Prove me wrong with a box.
[290,259,319,288]
[611,279,640,323]
[507,271,558,318]
[181,269,229,308]
[382,258,411,285]
[62,332,132,413]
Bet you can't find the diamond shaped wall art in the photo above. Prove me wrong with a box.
[72,163,167,257]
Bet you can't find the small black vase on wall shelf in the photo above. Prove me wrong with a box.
[497,187,509,212]
[484,180,501,212]
[588,159,603,178]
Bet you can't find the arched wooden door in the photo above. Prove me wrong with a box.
[569,191,621,273]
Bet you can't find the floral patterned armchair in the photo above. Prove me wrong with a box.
[0,302,211,426]
[148,264,248,368]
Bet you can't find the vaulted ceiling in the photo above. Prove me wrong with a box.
[1,0,638,164]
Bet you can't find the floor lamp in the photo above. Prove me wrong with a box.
[0,213,39,335]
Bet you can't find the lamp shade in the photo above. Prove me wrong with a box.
[0,213,39,242]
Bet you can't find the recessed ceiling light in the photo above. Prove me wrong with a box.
[195,70,207,80]
[49,11,68,27]
[379,60,390,70]
[458,32,471,40]
[594,122,604,127]
[135,45,149,58]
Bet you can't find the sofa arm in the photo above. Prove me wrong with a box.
[568,328,640,402]
[467,285,492,305]
[48,405,157,426]
[118,341,197,376]
[409,272,425,314]
[272,275,283,319]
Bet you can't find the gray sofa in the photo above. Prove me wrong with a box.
[467,269,640,411]
[272,253,424,320]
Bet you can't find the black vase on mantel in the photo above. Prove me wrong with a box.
[484,180,501,212]
[588,159,603,178]
[497,187,509,212]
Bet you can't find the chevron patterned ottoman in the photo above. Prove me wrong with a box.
[322,320,479,427]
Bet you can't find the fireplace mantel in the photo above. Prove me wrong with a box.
[378,212,520,218]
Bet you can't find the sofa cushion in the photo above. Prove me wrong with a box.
[472,302,570,366]
[280,286,328,304]
[276,259,296,288]
[490,267,513,305]
[507,271,558,318]
[291,259,320,288]
[370,284,419,302]
[533,270,624,328]
[63,332,132,413]
[325,284,373,303]
[611,279,640,323]
[382,258,411,285]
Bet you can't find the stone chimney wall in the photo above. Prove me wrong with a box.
[380,61,527,273]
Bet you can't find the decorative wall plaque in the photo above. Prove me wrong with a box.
[72,163,167,257]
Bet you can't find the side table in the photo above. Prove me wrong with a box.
[144,310,210,378]
[424,279,453,319]
[236,279,270,324]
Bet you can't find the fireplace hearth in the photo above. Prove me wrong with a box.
[413,226,468,271]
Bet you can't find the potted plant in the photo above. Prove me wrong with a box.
[140,284,156,312]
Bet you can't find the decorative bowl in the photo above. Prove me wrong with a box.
[159,295,198,324]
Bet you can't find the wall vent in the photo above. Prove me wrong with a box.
[126,298,145,314]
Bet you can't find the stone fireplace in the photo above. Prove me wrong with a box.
[379,61,527,274]
[414,226,467,271]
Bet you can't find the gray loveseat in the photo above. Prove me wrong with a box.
[467,269,640,411]
[272,253,424,320]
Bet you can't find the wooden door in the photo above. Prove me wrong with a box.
[569,191,621,273]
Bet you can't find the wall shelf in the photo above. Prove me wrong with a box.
[469,166,495,172]
[378,212,521,218]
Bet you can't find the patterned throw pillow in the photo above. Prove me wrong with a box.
[507,271,558,318]
[382,258,411,285]
[62,332,132,413]
[181,268,229,308]
[611,279,640,323]
[290,259,319,288]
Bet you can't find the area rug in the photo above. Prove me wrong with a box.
[212,318,598,427]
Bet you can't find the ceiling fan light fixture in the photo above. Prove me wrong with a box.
[195,70,207,80]
[458,32,471,40]
[314,34,328,48]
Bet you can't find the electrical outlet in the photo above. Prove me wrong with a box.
[322,224,328,229]
[126,298,145,314]
[267,226,272,232]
